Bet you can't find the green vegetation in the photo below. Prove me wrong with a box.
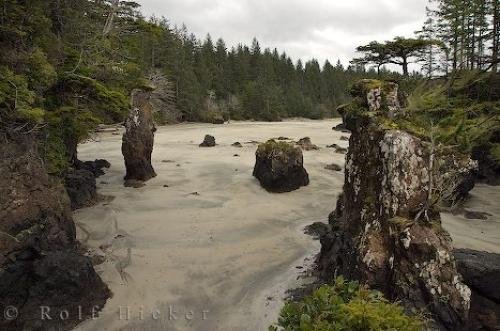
[404,71,499,154]
[270,277,423,331]
[257,140,298,155]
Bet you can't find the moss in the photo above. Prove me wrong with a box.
[257,139,298,155]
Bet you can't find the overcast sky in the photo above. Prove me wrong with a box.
[138,0,429,68]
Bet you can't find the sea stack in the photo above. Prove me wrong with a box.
[253,140,309,193]
[318,80,472,330]
[122,88,157,185]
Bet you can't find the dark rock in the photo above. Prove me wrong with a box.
[472,141,500,186]
[454,249,500,303]
[75,159,111,178]
[332,123,350,133]
[253,140,309,193]
[296,137,320,151]
[335,147,348,154]
[199,135,216,147]
[318,81,470,330]
[64,168,98,210]
[454,249,500,330]
[122,89,157,183]
[340,136,349,141]
[326,144,348,154]
[231,142,243,148]
[464,210,491,220]
[0,134,109,330]
[275,136,291,141]
[124,179,145,188]
[304,222,331,239]
[325,164,342,172]
[233,154,240,157]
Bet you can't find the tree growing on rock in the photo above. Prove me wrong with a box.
[353,37,440,76]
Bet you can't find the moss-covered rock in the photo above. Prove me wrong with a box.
[253,140,309,193]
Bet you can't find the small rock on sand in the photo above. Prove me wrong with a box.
[199,135,216,147]
[296,137,320,151]
[232,142,243,147]
[325,164,343,172]
[464,210,491,220]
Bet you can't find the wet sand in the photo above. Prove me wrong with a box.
[74,120,500,330]
[442,184,500,254]
[74,120,346,331]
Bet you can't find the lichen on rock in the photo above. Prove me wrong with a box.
[318,80,472,329]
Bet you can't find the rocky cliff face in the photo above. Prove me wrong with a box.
[319,80,472,329]
[0,134,109,330]
[122,88,157,184]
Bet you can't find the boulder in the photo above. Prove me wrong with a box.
[454,249,500,330]
[253,140,309,193]
[122,88,157,183]
[199,135,216,147]
[296,137,319,151]
[231,142,243,148]
[332,123,350,133]
[75,159,111,178]
[325,164,342,172]
[0,134,109,330]
[318,80,471,330]
[454,249,500,303]
[64,168,98,210]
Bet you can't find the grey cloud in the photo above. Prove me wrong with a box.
[138,0,428,65]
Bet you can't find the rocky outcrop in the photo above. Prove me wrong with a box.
[0,134,109,330]
[253,140,309,193]
[454,249,500,330]
[122,88,157,184]
[318,80,471,330]
[64,159,110,210]
[75,159,111,178]
[199,135,216,147]
[296,137,319,151]
[64,168,98,210]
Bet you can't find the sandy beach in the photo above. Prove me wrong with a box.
[73,120,500,331]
